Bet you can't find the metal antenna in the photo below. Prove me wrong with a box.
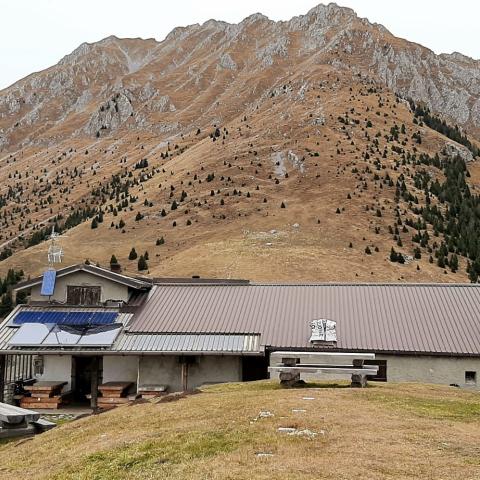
[47,225,64,267]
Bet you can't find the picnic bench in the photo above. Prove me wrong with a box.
[20,381,69,409]
[268,352,379,388]
[97,382,134,409]
[138,384,168,399]
[0,402,56,439]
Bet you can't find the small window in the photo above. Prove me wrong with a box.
[67,286,101,305]
[365,359,387,382]
[465,371,477,385]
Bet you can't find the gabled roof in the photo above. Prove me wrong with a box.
[127,282,480,356]
[14,264,152,291]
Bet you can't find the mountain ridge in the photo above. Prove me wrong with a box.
[1,2,480,154]
[0,3,479,283]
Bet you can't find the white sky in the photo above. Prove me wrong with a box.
[1,1,478,90]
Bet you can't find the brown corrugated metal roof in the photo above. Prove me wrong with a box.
[129,283,480,356]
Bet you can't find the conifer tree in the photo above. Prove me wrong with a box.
[138,255,148,271]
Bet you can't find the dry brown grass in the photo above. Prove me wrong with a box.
[0,381,479,479]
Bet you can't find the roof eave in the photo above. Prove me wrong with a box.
[14,264,151,291]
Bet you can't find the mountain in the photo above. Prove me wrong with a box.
[0,3,479,282]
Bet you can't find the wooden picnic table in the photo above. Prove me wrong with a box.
[97,382,134,409]
[21,381,69,409]
[24,381,67,393]
[98,382,133,398]
[98,382,133,391]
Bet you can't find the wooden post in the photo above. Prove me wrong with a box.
[181,361,189,392]
[90,357,99,410]
[0,355,5,403]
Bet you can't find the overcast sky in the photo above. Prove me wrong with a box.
[1,0,477,90]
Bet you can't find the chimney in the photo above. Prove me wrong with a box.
[110,262,122,273]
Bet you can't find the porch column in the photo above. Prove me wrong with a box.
[90,356,99,410]
[181,360,189,392]
[0,355,5,403]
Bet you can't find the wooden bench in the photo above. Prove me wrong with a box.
[97,382,134,409]
[20,381,68,409]
[138,385,168,399]
[268,352,379,388]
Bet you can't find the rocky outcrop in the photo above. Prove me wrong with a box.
[219,53,237,70]
[85,90,134,135]
[443,142,474,163]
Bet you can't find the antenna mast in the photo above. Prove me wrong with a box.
[47,225,64,267]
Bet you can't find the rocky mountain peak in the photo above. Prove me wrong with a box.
[1,2,480,152]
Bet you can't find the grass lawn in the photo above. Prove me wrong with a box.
[0,381,479,479]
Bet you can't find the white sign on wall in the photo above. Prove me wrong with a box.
[310,319,337,342]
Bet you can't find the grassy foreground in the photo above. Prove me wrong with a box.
[0,381,479,479]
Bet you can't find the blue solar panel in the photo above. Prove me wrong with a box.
[66,312,91,325]
[12,311,118,326]
[90,312,117,324]
[40,270,56,296]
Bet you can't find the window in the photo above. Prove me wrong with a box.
[465,371,477,385]
[67,286,101,305]
[365,359,387,382]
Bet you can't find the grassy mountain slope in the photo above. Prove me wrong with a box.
[0,381,479,479]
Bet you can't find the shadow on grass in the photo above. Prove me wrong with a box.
[202,379,362,393]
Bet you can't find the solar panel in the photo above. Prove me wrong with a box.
[43,326,82,346]
[40,270,56,296]
[8,323,55,346]
[65,312,92,325]
[77,324,122,346]
[89,312,118,325]
[12,311,118,326]
[8,322,122,347]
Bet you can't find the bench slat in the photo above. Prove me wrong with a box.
[271,352,375,360]
[269,366,379,375]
